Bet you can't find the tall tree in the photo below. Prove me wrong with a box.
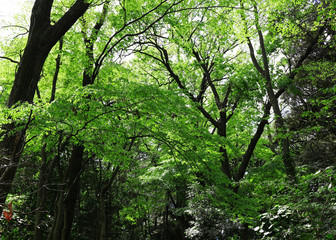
[134,1,276,187]
[241,0,328,182]
[48,2,111,239]
[0,0,91,214]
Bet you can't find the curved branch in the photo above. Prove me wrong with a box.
[0,56,19,64]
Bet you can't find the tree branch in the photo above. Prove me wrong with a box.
[48,0,90,47]
[0,56,19,64]
[92,0,183,81]
[247,37,264,75]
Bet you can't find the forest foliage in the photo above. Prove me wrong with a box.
[0,0,335,239]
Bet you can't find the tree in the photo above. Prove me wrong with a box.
[0,0,91,215]
[240,0,329,182]
[134,0,277,187]
[0,0,335,239]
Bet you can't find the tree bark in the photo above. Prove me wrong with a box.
[8,0,90,107]
[217,113,232,180]
[34,153,61,240]
[33,143,48,240]
[48,181,65,240]
[50,38,63,103]
[0,131,25,214]
[99,166,120,240]
[236,99,273,181]
[61,145,84,240]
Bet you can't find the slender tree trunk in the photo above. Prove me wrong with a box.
[34,153,61,240]
[255,24,297,182]
[0,130,25,214]
[33,143,48,240]
[48,184,65,240]
[99,194,107,240]
[217,114,232,180]
[243,0,297,182]
[98,165,120,240]
[61,145,84,240]
[0,110,32,213]
[236,102,272,181]
[50,38,63,103]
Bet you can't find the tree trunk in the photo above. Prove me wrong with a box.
[217,114,232,180]
[98,166,120,240]
[99,195,107,240]
[0,131,25,214]
[50,38,63,103]
[33,143,48,240]
[33,153,61,240]
[48,184,65,240]
[8,0,90,107]
[61,145,84,240]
